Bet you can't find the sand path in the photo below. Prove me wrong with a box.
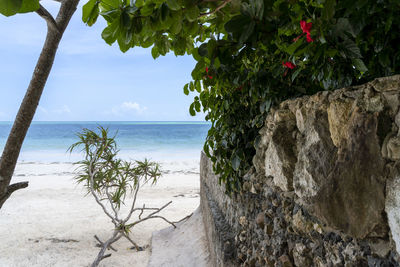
[0,162,200,267]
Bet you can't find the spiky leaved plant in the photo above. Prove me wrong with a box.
[69,127,189,267]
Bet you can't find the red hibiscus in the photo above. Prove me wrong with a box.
[300,20,312,34]
[282,61,296,69]
[306,33,314,43]
[205,67,213,79]
[294,20,314,43]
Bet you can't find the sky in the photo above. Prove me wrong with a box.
[0,1,203,121]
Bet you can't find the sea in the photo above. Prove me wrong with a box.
[0,122,210,168]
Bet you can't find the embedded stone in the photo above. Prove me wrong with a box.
[255,213,265,229]
[327,99,353,147]
[264,110,297,192]
[293,109,337,200]
[385,174,400,255]
[313,110,386,238]
[387,136,400,160]
[371,75,400,92]
[239,216,248,227]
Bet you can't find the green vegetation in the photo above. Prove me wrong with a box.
[69,127,188,266]
[2,0,398,194]
[82,0,399,193]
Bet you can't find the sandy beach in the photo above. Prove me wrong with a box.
[0,160,202,267]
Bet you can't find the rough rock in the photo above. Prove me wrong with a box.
[386,171,400,255]
[200,75,400,267]
[264,110,297,192]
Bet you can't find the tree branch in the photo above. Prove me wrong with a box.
[199,0,232,18]
[91,230,119,267]
[105,186,119,222]
[122,181,140,223]
[36,4,59,33]
[88,159,119,226]
[0,0,78,210]
[0,182,28,208]
[94,235,117,252]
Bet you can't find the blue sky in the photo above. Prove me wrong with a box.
[0,1,203,121]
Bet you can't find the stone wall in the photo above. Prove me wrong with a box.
[200,75,400,266]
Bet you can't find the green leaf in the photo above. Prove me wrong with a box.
[185,5,199,22]
[19,0,39,14]
[140,4,155,16]
[195,80,201,93]
[333,18,356,38]
[322,0,336,20]
[126,5,138,15]
[285,38,303,54]
[239,21,255,44]
[151,46,160,59]
[195,101,201,112]
[135,0,144,8]
[102,18,120,45]
[189,81,195,91]
[291,68,301,82]
[353,58,368,73]
[225,15,251,34]
[342,38,362,58]
[231,154,240,171]
[161,3,169,21]
[117,34,131,53]
[189,103,196,116]
[82,0,100,26]
[101,0,119,9]
[131,17,143,34]
[166,0,180,11]
[183,84,189,95]
[101,8,120,23]
[253,0,264,20]
[170,19,182,34]
[0,0,22,16]
[198,43,208,57]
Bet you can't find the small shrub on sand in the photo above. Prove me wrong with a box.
[69,127,189,267]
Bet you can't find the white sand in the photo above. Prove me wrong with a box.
[148,208,211,267]
[0,161,201,267]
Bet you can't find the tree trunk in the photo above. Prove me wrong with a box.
[0,0,80,209]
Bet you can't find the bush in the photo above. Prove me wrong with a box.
[69,127,189,266]
[189,0,400,193]
[83,0,400,193]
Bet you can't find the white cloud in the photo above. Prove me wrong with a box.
[121,102,146,112]
[38,106,48,114]
[37,105,71,115]
[107,101,147,117]
[53,105,71,114]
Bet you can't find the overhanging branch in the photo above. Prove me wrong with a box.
[36,4,59,32]
[199,0,232,18]
[0,181,29,208]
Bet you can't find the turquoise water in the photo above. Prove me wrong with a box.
[0,122,210,162]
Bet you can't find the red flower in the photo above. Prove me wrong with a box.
[205,67,213,79]
[294,20,314,43]
[300,20,312,34]
[282,61,296,69]
[306,33,314,43]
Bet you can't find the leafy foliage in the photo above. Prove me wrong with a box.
[81,0,400,193]
[69,127,189,266]
[69,127,161,209]
[0,0,39,17]
[2,0,398,193]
